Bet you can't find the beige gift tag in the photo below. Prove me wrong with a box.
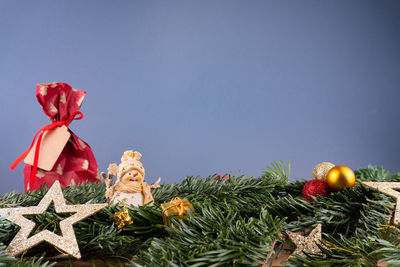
[24,125,71,171]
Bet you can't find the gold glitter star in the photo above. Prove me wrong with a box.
[286,224,322,257]
[362,182,400,226]
[0,181,107,259]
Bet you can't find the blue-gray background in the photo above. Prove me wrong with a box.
[0,1,399,193]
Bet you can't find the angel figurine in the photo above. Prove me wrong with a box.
[101,150,160,207]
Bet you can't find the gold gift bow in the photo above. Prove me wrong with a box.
[162,197,191,218]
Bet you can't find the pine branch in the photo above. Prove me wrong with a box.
[0,243,16,266]
[0,164,398,266]
[262,160,291,185]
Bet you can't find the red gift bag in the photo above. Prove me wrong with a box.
[11,83,99,191]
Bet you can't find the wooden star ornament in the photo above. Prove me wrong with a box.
[362,182,400,225]
[0,181,107,259]
[286,224,322,257]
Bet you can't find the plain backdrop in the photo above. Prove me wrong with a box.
[0,0,399,193]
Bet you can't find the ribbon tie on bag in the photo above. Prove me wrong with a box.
[10,111,83,188]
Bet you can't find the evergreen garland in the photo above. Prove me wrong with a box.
[0,163,399,266]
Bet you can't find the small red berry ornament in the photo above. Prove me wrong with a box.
[215,175,229,180]
[302,179,329,202]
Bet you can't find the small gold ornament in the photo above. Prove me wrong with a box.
[326,165,355,191]
[312,162,335,181]
[161,197,194,227]
[286,224,322,257]
[0,181,107,259]
[112,202,133,229]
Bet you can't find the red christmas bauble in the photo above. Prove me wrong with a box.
[302,179,329,202]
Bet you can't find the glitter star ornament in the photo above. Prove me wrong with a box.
[362,182,400,226]
[0,181,107,259]
[286,224,322,257]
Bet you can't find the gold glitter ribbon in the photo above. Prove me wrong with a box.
[20,219,68,260]
[321,240,356,254]
[377,224,400,233]
[48,221,69,255]
[112,202,133,229]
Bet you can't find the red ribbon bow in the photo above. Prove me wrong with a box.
[10,111,83,188]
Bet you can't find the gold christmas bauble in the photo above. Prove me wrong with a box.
[312,162,335,181]
[326,165,355,191]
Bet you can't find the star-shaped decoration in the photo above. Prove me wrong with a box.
[0,181,107,259]
[286,224,322,257]
[362,182,400,225]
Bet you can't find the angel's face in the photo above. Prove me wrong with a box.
[121,169,144,184]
